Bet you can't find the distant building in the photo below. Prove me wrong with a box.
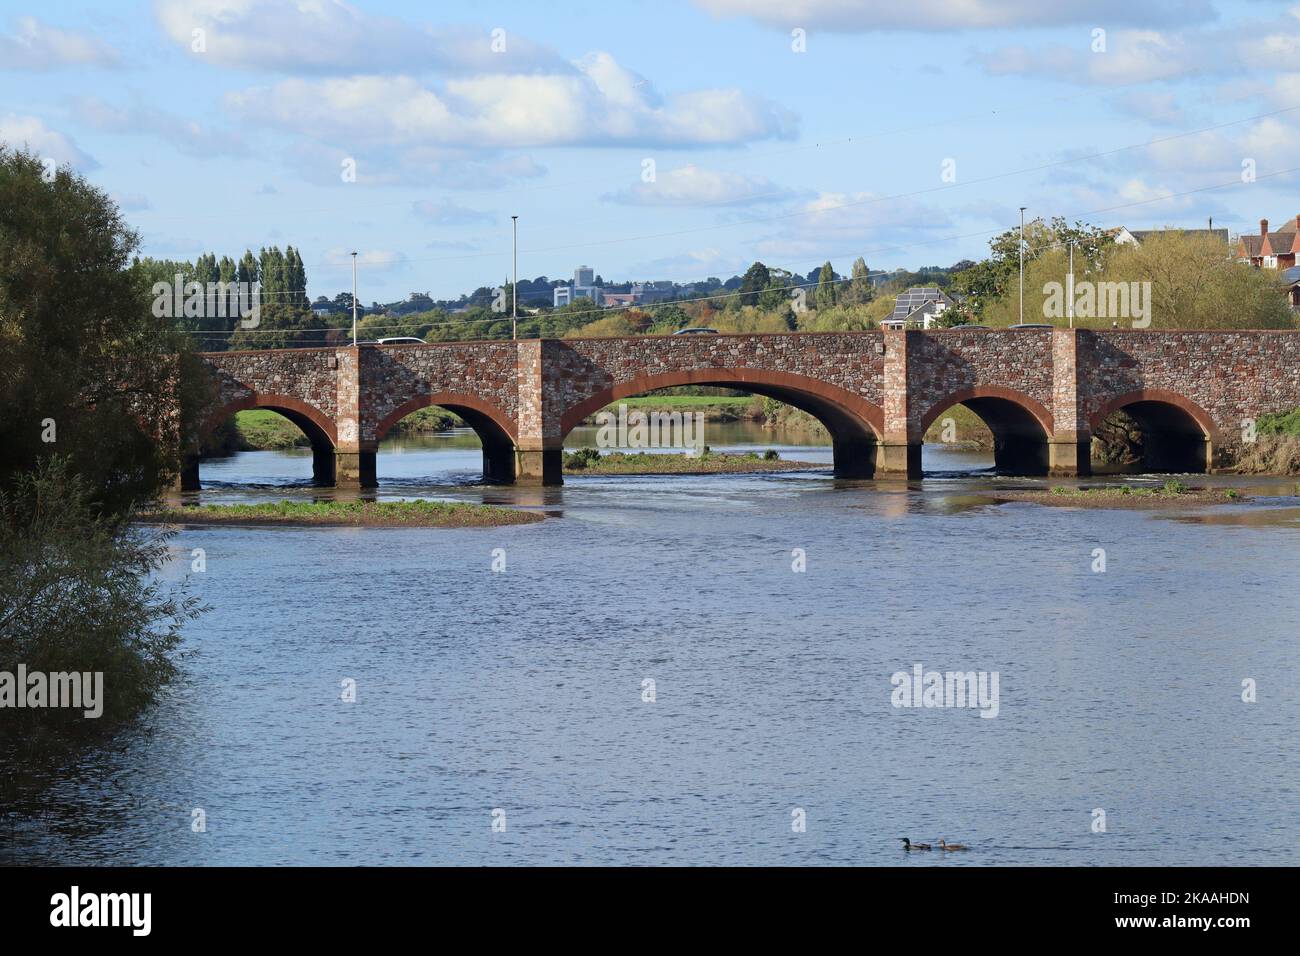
[881,287,954,330]
[1281,266,1300,311]
[1236,217,1300,270]
[600,292,638,307]
[630,280,675,304]
[554,265,603,307]
[1112,225,1231,248]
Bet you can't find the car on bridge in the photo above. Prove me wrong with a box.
[672,327,718,335]
[376,336,427,345]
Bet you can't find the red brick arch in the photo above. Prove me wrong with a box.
[918,385,1054,438]
[558,368,885,439]
[1088,388,1221,441]
[374,392,518,443]
[204,393,338,444]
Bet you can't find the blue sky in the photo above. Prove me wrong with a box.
[3,0,1299,302]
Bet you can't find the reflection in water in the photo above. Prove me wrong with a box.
[6,429,1299,866]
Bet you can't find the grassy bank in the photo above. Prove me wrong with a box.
[1234,409,1300,474]
[563,447,819,475]
[991,481,1246,509]
[142,499,542,527]
[234,409,308,449]
[583,394,758,424]
[210,407,466,456]
[922,404,993,449]
[387,406,462,434]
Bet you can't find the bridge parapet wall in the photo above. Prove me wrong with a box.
[902,329,1056,439]
[201,348,340,425]
[356,342,522,443]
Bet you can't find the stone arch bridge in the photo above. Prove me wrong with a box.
[182,329,1300,488]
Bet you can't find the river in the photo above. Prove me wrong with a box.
[4,424,1298,866]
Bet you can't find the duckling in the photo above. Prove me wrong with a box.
[937,839,969,851]
[899,837,931,850]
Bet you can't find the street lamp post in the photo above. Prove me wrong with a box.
[1018,207,1026,327]
[1067,241,1075,329]
[511,215,518,340]
[351,251,358,347]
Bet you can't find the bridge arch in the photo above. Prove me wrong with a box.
[918,385,1054,476]
[559,368,884,478]
[192,393,339,488]
[1089,388,1219,473]
[374,393,519,483]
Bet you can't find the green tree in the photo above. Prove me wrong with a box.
[0,147,206,512]
[815,261,836,311]
[954,217,1114,318]
[0,148,205,753]
[737,261,771,307]
[1,460,202,743]
[841,256,873,305]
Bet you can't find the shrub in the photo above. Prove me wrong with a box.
[563,447,602,469]
[0,459,203,746]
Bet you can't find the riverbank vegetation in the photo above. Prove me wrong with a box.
[563,446,818,475]
[143,499,542,528]
[202,406,465,457]
[1234,408,1300,475]
[992,481,1247,509]
[1,147,205,765]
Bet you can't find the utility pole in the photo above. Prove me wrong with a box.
[351,251,358,347]
[511,215,518,340]
[1019,207,1026,326]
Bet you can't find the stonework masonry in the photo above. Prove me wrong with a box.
[183,330,1300,488]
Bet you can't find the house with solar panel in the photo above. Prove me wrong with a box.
[880,287,956,330]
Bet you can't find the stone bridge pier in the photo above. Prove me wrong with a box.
[183,329,1300,489]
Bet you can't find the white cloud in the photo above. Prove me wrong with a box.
[284,141,547,189]
[0,16,120,70]
[628,248,745,279]
[793,191,951,236]
[411,198,494,225]
[152,0,564,74]
[0,114,96,168]
[70,96,247,158]
[224,56,796,148]
[605,165,793,206]
[1111,91,1189,127]
[752,191,954,264]
[693,0,1213,31]
[976,12,1300,86]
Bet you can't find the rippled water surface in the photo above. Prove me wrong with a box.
[5,428,1299,866]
